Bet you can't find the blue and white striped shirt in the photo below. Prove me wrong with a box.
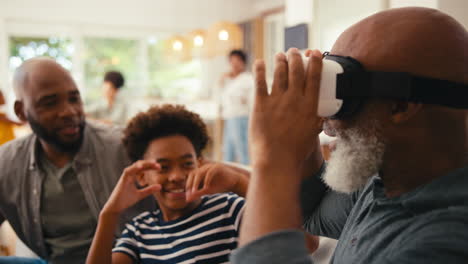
[113,193,245,264]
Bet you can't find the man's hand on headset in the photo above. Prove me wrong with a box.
[249,48,323,172]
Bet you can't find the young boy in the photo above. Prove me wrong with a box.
[86,104,248,264]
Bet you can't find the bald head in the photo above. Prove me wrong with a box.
[323,7,468,195]
[12,57,85,154]
[331,7,468,84]
[13,57,75,100]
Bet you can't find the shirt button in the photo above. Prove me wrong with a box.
[33,189,37,195]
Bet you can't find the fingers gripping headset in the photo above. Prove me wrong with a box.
[313,52,468,119]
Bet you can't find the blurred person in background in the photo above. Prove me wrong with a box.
[219,50,253,165]
[87,71,129,126]
[0,89,22,146]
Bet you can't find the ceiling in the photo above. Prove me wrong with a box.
[0,0,284,32]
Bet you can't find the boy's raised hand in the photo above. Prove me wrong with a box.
[185,161,248,202]
[102,160,162,215]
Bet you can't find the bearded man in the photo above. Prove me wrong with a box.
[232,7,468,264]
[0,58,155,264]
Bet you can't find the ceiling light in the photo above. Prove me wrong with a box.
[194,35,204,46]
[218,30,229,41]
[172,40,183,51]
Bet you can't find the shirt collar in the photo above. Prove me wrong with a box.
[28,135,39,170]
[28,122,93,170]
[74,124,93,166]
[370,166,468,214]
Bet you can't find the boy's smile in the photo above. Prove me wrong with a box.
[142,135,202,221]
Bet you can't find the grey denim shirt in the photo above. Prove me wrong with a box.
[0,121,156,260]
[232,165,468,263]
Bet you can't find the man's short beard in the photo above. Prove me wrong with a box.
[27,114,85,154]
[323,119,385,194]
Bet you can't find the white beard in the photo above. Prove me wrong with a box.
[323,122,386,194]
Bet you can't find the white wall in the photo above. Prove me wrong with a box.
[283,0,386,51]
[285,0,314,27]
[0,0,285,33]
[312,0,386,51]
[0,0,258,32]
[388,0,468,30]
[438,0,468,30]
[389,0,468,30]
[252,0,285,14]
[200,56,230,100]
[0,15,7,94]
[288,0,466,56]
[390,0,438,8]
[0,12,15,119]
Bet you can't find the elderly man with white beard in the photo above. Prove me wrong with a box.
[230,7,468,264]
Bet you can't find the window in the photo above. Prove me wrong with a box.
[147,40,202,100]
[7,35,204,102]
[9,36,73,71]
[82,37,140,101]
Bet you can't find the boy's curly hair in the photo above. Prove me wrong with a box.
[123,104,209,162]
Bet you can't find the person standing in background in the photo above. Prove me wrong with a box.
[87,71,129,126]
[219,50,253,165]
[0,90,21,146]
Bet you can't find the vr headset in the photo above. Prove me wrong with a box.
[314,52,468,119]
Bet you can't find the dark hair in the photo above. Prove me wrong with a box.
[229,49,247,64]
[123,104,210,162]
[104,71,125,89]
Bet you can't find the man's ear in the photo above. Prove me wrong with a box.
[14,101,27,122]
[390,101,423,124]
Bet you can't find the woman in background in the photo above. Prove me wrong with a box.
[219,50,253,165]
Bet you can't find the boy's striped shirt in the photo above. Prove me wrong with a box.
[113,193,245,263]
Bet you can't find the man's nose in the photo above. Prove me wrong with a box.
[58,101,79,118]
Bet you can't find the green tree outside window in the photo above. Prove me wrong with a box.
[9,37,73,71]
[83,37,139,101]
